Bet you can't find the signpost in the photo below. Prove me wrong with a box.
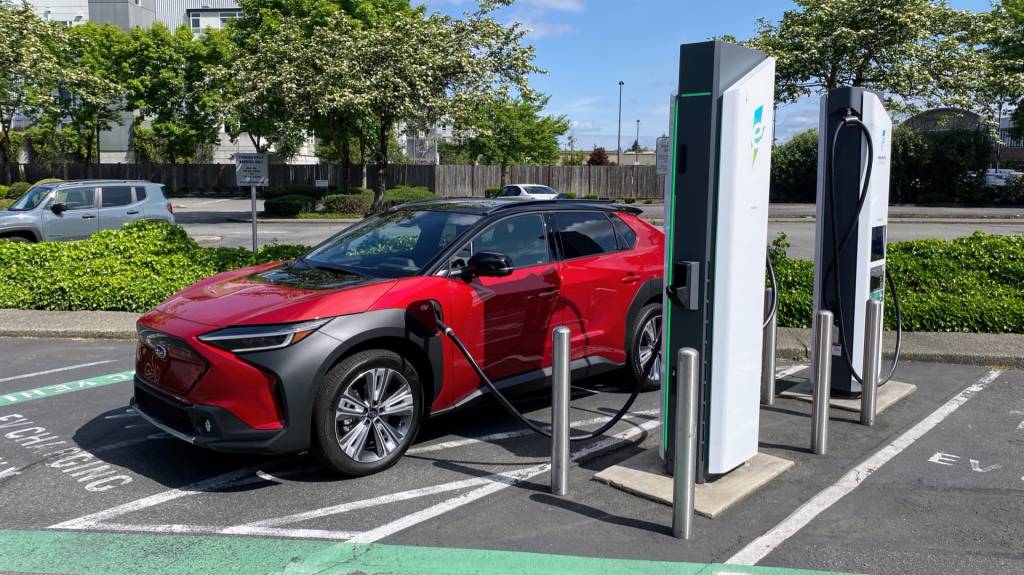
[235,153,268,252]
[656,136,671,177]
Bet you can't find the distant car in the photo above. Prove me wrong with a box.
[0,180,174,242]
[985,169,1023,188]
[497,184,559,200]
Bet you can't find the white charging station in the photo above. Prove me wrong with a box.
[812,88,892,395]
[662,41,775,481]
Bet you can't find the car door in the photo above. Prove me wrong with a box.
[552,210,636,363]
[41,187,98,240]
[445,213,561,386]
[97,185,137,230]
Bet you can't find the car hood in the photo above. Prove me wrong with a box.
[0,210,36,226]
[155,262,398,328]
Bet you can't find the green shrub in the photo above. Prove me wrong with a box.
[264,194,315,218]
[0,221,305,313]
[323,193,372,215]
[770,232,1024,333]
[643,199,654,204]
[584,194,600,200]
[261,186,327,201]
[771,129,818,203]
[33,178,62,185]
[8,182,31,199]
[560,192,577,199]
[485,187,501,198]
[384,185,434,205]
[621,198,636,204]
[0,185,8,199]
[0,199,13,210]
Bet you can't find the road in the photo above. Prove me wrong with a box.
[0,335,1021,574]
[174,198,1024,259]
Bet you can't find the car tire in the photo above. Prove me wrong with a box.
[0,236,29,243]
[312,349,423,477]
[626,303,663,392]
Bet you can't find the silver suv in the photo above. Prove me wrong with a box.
[0,180,174,242]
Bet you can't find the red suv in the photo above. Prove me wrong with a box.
[134,199,664,476]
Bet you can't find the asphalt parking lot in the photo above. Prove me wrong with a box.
[1,336,1021,574]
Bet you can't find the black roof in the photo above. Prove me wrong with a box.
[393,197,642,216]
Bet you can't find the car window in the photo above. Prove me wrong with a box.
[498,187,520,197]
[525,185,556,195]
[7,184,56,211]
[101,186,133,208]
[54,188,96,211]
[554,211,618,258]
[469,214,551,269]
[610,214,638,249]
[134,186,147,202]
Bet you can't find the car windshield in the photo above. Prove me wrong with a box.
[8,184,56,211]
[301,209,481,278]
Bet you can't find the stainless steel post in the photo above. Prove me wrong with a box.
[861,300,883,426]
[672,347,699,539]
[761,287,777,406]
[551,326,571,496]
[811,310,833,455]
[250,185,258,252]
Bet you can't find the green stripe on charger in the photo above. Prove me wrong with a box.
[0,530,860,575]
[0,371,134,407]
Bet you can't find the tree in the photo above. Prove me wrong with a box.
[743,0,991,113]
[45,23,126,165]
[448,95,569,168]
[562,133,586,166]
[587,147,610,166]
[299,1,538,211]
[992,0,1024,140]
[770,129,818,202]
[0,2,65,172]
[122,24,231,163]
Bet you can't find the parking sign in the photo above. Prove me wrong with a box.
[235,153,268,187]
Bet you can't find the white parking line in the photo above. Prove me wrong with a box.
[0,360,118,384]
[727,369,1003,566]
[407,409,658,455]
[775,364,808,379]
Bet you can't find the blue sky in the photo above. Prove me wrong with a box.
[421,0,992,149]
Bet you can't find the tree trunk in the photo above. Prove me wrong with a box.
[341,137,352,193]
[372,121,389,213]
[359,137,368,189]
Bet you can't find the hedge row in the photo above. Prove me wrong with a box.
[771,232,1024,333]
[0,221,305,312]
[0,221,1020,334]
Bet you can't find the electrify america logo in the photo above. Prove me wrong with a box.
[751,105,766,165]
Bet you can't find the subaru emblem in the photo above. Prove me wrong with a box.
[154,345,168,360]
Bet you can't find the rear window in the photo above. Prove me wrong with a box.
[135,186,147,202]
[101,186,133,207]
[610,214,638,249]
[525,185,556,195]
[554,211,618,258]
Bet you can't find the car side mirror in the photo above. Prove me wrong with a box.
[50,203,66,215]
[466,251,514,278]
[406,300,440,336]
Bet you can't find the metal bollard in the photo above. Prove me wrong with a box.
[810,310,833,455]
[761,287,777,406]
[551,326,571,496]
[861,300,883,426]
[672,347,699,540]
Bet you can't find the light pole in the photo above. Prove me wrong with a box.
[617,80,624,165]
[635,119,640,165]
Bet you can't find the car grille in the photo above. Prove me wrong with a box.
[135,383,194,435]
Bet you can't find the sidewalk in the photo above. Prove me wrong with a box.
[1,309,1021,368]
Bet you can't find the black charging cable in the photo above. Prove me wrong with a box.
[824,112,903,386]
[437,318,662,441]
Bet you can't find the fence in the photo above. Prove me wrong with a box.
[1,162,666,199]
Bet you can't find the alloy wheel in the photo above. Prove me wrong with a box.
[335,367,415,463]
[638,314,663,383]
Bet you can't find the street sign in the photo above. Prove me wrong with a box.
[656,136,671,176]
[315,179,329,188]
[235,153,269,187]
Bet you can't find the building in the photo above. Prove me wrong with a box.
[902,107,1024,166]
[22,0,318,165]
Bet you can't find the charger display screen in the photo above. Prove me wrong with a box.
[871,226,886,262]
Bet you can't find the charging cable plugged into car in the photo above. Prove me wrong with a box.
[406,297,662,443]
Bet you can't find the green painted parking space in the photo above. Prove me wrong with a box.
[0,530,859,575]
[0,371,134,408]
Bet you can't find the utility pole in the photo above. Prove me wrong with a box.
[617,80,624,165]
[635,119,641,165]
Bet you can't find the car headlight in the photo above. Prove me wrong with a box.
[198,319,330,353]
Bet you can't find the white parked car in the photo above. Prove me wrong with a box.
[985,169,1023,188]
[497,184,559,200]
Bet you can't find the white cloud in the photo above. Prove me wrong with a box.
[522,0,585,12]
[514,17,574,39]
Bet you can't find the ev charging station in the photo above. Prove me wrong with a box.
[812,87,893,395]
[661,41,775,483]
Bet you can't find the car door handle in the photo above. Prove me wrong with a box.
[621,273,641,284]
[538,289,559,299]
[126,209,139,215]
[81,214,96,219]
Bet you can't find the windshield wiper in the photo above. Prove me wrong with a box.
[307,261,368,277]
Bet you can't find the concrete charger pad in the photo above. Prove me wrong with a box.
[779,380,917,414]
[594,449,794,519]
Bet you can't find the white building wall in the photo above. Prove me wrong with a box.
[29,0,89,25]
[155,0,239,29]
